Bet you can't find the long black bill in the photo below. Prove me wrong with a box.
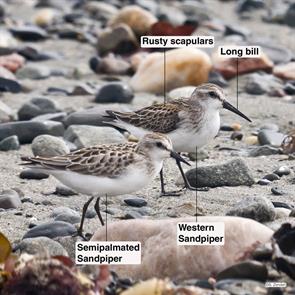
[170,151,191,166]
[223,100,252,122]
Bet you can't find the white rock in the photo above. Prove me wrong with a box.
[130,48,212,94]
[91,216,273,281]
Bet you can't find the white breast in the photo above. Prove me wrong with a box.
[48,161,163,197]
[169,110,220,153]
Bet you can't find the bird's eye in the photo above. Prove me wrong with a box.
[209,91,217,98]
[156,142,163,148]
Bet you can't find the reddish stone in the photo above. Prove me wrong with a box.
[213,53,273,79]
[0,53,25,73]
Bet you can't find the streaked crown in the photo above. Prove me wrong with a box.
[136,133,172,154]
[190,83,225,102]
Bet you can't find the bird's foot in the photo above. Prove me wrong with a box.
[159,189,183,197]
[182,185,210,192]
[72,228,90,241]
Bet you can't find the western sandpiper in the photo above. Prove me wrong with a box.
[105,83,251,192]
[21,133,189,237]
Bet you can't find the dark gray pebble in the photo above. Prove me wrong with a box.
[124,198,147,208]
[23,221,76,239]
[230,131,243,141]
[10,25,48,41]
[257,179,271,185]
[54,185,78,197]
[95,83,134,104]
[271,187,285,196]
[0,135,20,151]
[263,173,280,181]
[124,210,143,220]
[19,168,49,180]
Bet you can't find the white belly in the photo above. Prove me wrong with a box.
[49,163,162,197]
[169,112,220,153]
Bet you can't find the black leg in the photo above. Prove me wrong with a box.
[159,168,182,197]
[94,197,105,226]
[175,159,209,192]
[76,196,94,239]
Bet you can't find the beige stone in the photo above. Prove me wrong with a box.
[244,136,258,145]
[108,5,157,36]
[91,216,273,281]
[273,62,295,80]
[130,48,212,94]
[33,9,56,27]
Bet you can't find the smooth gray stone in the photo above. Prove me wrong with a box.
[54,213,80,224]
[10,25,48,41]
[32,134,69,156]
[0,120,64,143]
[0,101,15,123]
[262,173,280,181]
[185,158,255,188]
[16,237,68,256]
[0,189,21,209]
[16,64,51,79]
[273,166,291,177]
[18,97,60,120]
[31,112,67,122]
[248,145,281,157]
[63,105,131,127]
[226,196,276,222]
[54,185,78,197]
[95,82,134,103]
[245,73,282,95]
[23,221,76,239]
[258,130,285,147]
[0,135,20,151]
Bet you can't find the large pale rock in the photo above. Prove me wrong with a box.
[273,62,295,80]
[212,51,273,79]
[130,48,212,94]
[91,216,273,281]
[108,5,157,36]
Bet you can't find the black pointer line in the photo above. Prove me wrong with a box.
[195,146,198,223]
[236,58,239,109]
[105,194,108,241]
[164,49,167,104]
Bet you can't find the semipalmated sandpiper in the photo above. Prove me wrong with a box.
[105,83,251,192]
[21,133,189,237]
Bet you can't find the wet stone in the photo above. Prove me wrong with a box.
[226,196,276,222]
[124,198,147,208]
[0,121,64,144]
[10,25,48,41]
[0,189,21,209]
[18,97,60,120]
[23,221,76,239]
[95,83,134,104]
[19,168,49,180]
[16,237,68,256]
[0,135,20,151]
[257,179,271,186]
[0,77,22,93]
[271,187,285,196]
[273,166,291,177]
[262,173,280,181]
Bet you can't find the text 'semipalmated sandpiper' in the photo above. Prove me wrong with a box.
[105,83,252,192]
[21,133,189,237]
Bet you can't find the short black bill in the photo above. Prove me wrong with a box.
[223,100,252,122]
[170,151,191,166]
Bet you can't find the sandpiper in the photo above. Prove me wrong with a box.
[21,133,189,237]
[105,83,251,192]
